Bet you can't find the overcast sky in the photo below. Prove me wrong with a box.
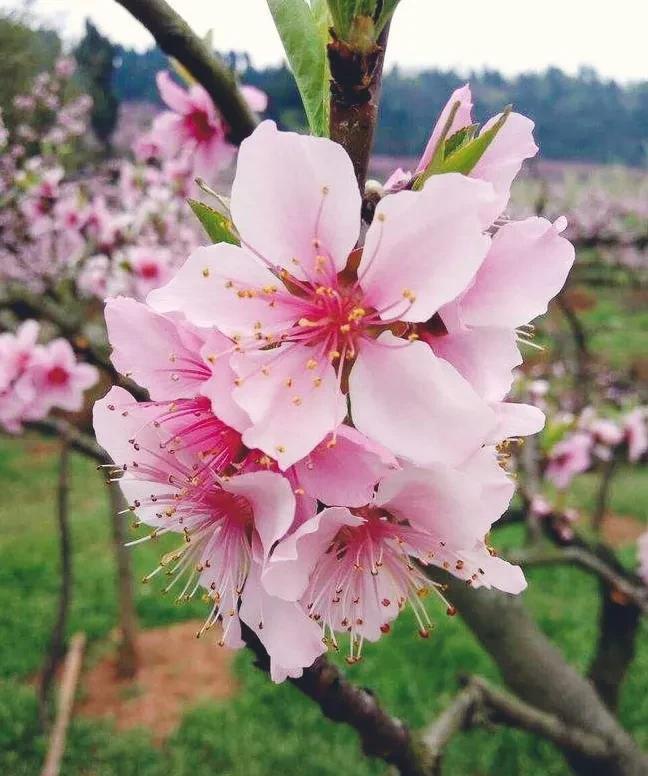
[3,0,648,82]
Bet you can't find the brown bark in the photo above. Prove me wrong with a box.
[328,25,389,196]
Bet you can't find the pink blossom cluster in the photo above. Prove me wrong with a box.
[0,321,98,433]
[94,86,576,680]
[139,71,267,181]
[544,406,647,489]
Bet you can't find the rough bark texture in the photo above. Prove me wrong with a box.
[440,573,648,776]
[115,0,256,143]
[38,442,72,729]
[241,623,430,776]
[328,25,389,196]
[588,582,641,712]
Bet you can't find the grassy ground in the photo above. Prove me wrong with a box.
[0,286,646,775]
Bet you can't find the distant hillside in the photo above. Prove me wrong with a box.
[113,48,648,166]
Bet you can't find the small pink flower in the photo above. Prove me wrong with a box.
[127,247,173,298]
[589,418,623,447]
[94,386,325,680]
[149,120,503,469]
[0,320,39,390]
[263,446,524,661]
[545,432,592,489]
[27,339,98,414]
[623,408,647,463]
[149,71,236,180]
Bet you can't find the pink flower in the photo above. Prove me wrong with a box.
[263,446,525,661]
[589,418,623,447]
[425,216,574,411]
[545,432,592,489]
[150,71,236,180]
[104,296,396,508]
[0,320,39,390]
[149,120,503,469]
[388,84,538,221]
[93,385,325,681]
[623,408,647,463]
[638,531,648,586]
[27,339,98,414]
[127,246,173,298]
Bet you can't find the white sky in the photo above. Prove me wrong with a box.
[3,0,648,82]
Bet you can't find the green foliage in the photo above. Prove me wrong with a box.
[74,20,118,145]
[187,199,239,245]
[266,0,331,137]
[0,12,60,128]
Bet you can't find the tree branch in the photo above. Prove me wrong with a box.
[28,418,106,464]
[422,675,613,773]
[509,545,648,616]
[328,24,390,195]
[436,572,648,776]
[114,0,256,143]
[241,623,431,776]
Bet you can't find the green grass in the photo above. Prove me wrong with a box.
[1,434,647,776]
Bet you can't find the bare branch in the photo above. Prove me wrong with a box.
[28,418,106,464]
[114,0,256,143]
[509,545,648,615]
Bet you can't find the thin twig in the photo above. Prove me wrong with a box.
[38,439,73,729]
[509,545,648,615]
[40,633,86,776]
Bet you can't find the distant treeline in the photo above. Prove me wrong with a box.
[114,48,648,166]
[2,6,647,166]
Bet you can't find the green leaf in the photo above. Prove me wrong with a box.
[187,199,239,245]
[435,106,512,176]
[413,106,513,188]
[374,0,401,35]
[267,0,331,136]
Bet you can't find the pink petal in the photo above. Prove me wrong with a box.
[459,217,575,329]
[458,446,516,533]
[105,296,207,400]
[231,344,344,469]
[239,563,325,682]
[487,401,545,443]
[230,121,360,277]
[375,464,485,547]
[460,546,527,594]
[192,135,235,181]
[241,85,268,113]
[426,326,522,401]
[349,333,496,466]
[149,112,186,157]
[359,175,493,322]
[156,71,192,114]
[263,507,362,600]
[291,425,397,507]
[198,330,250,432]
[415,84,473,174]
[222,470,295,558]
[471,112,538,221]
[147,243,293,338]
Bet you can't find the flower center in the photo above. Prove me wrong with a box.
[185,109,216,143]
[47,365,69,386]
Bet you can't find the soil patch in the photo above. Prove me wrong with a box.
[601,513,645,548]
[78,620,237,742]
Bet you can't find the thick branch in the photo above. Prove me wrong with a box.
[115,0,256,143]
[241,624,430,776]
[437,572,648,776]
